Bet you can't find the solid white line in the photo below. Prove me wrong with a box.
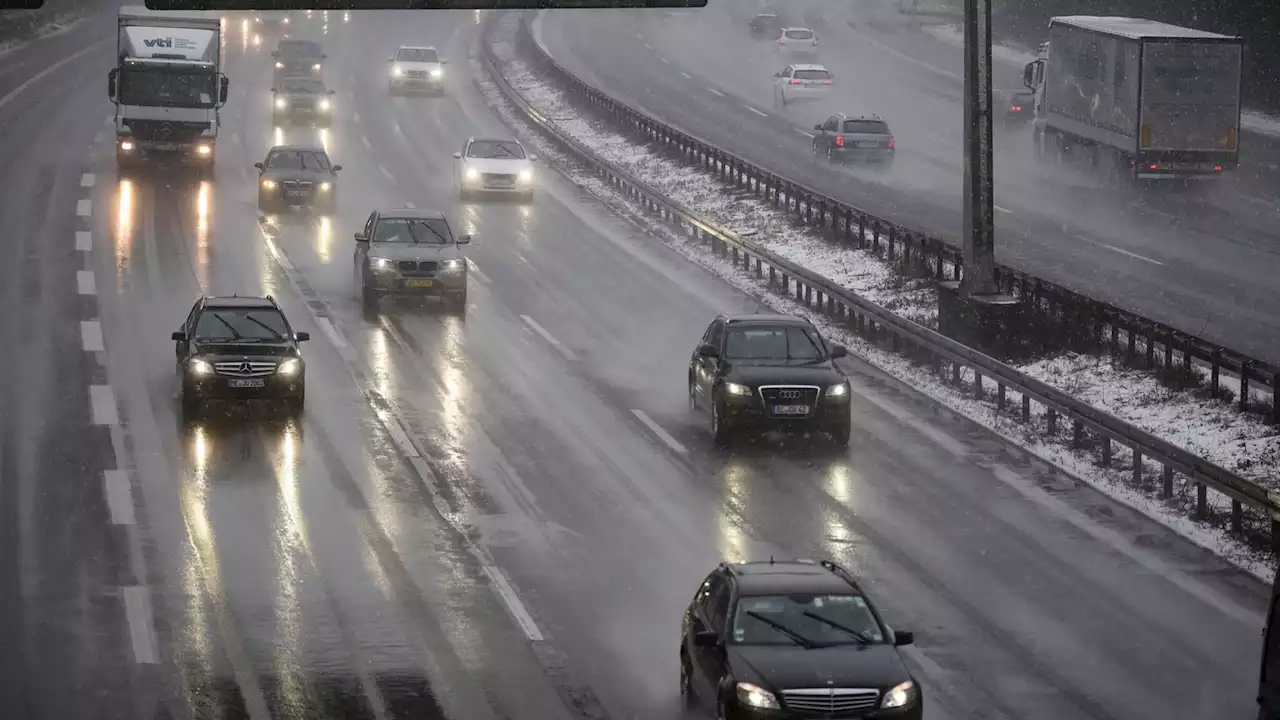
[122,586,159,663]
[631,409,688,454]
[466,260,490,285]
[520,314,579,361]
[81,320,104,352]
[706,87,725,97]
[104,470,136,525]
[77,270,96,295]
[315,316,346,348]
[379,164,393,180]
[482,565,544,641]
[0,38,111,113]
[404,201,416,208]
[262,237,294,271]
[81,173,95,188]
[361,135,372,148]
[680,71,692,79]
[90,385,118,425]
[76,199,91,216]
[794,128,814,138]
[1099,243,1164,266]
[744,106,767,118]
[994,205,1014,214]
[76,231,92,252]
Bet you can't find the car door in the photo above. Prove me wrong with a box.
[820,115,840,151]
[690,573,732,700]
[354,212,376,280]
[695,319,725,404]
[176,301,200,363]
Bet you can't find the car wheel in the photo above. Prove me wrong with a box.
[688,378,698,412]
[361,275,380,314]
[679,652,696,709]
[829,419,851,449]
[446,291,467,314]
[711,395,733,447]
[286,389,305,416]
[715,696,729,720]
[180,382,201,420]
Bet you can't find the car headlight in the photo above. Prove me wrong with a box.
[276,358,301,376]
[825,382,849,397]
[392,66,403,77]
[275,61,284,69]
[429,67,443,78]
[312,63,321,71]
[735,682,779,710]
[119,141,134,151]
[881,680,916,709]
[262,179,276,189]
[370,257,392,270]
[464,167,479,181]
[441,258,466,271]
[517,169,533,183]
[275,97,287,109]
[188,358,213,376]
[318,181,331,191]
[723,381,752,397]
[196,144,212,155]
[319,98,330,110]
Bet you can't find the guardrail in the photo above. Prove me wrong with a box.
[478,10,1280,552]
[508,12,1280,427]
[0,0,87,46]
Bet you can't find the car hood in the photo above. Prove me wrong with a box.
[261,167,332,182]
[729,644,910,691]
[460,156,532,174]
[276,90,327,100]
[394,60,442,71]
[193,342,297,360]
[278,55,321,63]
[366,243,463,262]
[723,361,843,387]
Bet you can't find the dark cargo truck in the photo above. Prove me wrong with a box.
[1022,16,1243,181]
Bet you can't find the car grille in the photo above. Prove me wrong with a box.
[759,385,820,417]
[407,69,428,78]
[396,260,438,275]
[123,119,207,142]
[214,361,277,377]
[281,180,313,194]
[289,97,316,110]
[780,688,880,717]
[482,173,516,187]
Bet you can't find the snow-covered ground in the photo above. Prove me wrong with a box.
[476,15,1279,579]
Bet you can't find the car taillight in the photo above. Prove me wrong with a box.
[1010,105,1022,111]
[888,136,895,149]
[812,39,819,46]
[1214,164,1224,172]
[790,79,801,84]
[780,38,785,44]
[835,135,844,147]
[1148,163,1158,169]
[822,79,833,84]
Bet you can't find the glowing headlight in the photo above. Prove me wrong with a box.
[196,144,212,155]
[723,381,752,397]
[464,167,479,181]
[392,66,404,77]
[119,141,134,151]
[312,63,321,71]
[370,257,392,269]
[735,683,779,710]
[275,61,284,69]
[318,181,331,191]
[429,67,443,78]
[276,358,301,376]
[188,358,213,376]
[441,258,466,271]
[881,681,916,709]
[281,16,289,23]
[262,179,277,189]
[825,382,849,397]
[517,169,533,183]
[318,98,330,110]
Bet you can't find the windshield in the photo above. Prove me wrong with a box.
[732,595,886,647]
[194,309,288,342]
[264,150,330,170]
[277,41,322,57]
[784,29,814,40]
[467,140,526,159]
[118,65,217,109]
[374,217,454,244]
[396,48,439,63]
[279,78,325,93]
[724,326,824,360]
[794,69,830,81]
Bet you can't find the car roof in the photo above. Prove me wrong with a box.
[201,295,278,309]
[376,208,448,220]
[725,560,858,595]
[838,113,887,122]
[397,44,438,51]
[789,63,828,72]
[468,136,522,145]
[782,26,815,33]
[268,144,327,153]
[753,13,778,18]
[722,313,813,326]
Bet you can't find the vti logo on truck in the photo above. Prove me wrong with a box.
[143,37,198,50]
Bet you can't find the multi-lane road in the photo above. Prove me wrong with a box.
[536,3,1280,365]
[0,6,1271,720]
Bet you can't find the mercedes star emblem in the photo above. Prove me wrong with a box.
[239,362,253,375]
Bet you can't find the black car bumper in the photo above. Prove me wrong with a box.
[259,186,336,212]
[185,374,304,401]
[727,701,921,720]
[720,387,850,433]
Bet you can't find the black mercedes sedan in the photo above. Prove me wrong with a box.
[255,144,341,215]
[171,295,309,418]
[688,313,851,447]
[680,559,922,720]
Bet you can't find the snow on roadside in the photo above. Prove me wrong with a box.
[477,23,1279,577]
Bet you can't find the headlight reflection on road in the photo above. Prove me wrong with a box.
[717,461,749,564]
[195,182,211,290]
[273,126,285,147]
[272,423,306,684]
[318,128,330,153]
[314,215,331,263]
[437,319,469,444]
[114,180,135,285]
[369,324,394,401]
[179,423,217,679]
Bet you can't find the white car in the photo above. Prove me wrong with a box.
[776,27,819,59]
[773,64,834,107]
[388,45,447,95]
[453,137,537,201]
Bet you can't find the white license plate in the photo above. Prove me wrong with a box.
[773,405,810,415]
[285,189,307,197]
[857,141,880,147]
[228,378,266,388]
[151,142,182,151]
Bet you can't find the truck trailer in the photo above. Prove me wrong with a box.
[1022,16,1242,181]
[109,6,228,173]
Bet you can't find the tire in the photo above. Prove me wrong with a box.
[446,291,467,314]
[679,652,696,709]
[829,419,851,449]
[711,394,733,447]
[688,378,698,412]
[286,389,305,416]
[180,382,201,420]
[361,275,380,314]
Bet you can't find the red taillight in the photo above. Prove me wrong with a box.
[1148,163,1158,169]
[1010,105,1022,111]
[888,136,895,149]
[1214,164,1224,172]
[790,79,801,84]
[812,39,818,46]
[822,79,833,84]
[779,38,785,44]
[835,135,844,147]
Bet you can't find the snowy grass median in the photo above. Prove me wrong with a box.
[476,15,1280,576]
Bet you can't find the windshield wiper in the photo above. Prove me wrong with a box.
[411,220,450,244]
[403,221,424,244]
[242,315,285,341]
[210,315,245,340]
[801,611,873,645]
[745,611,817,649]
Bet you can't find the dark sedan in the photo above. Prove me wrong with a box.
[750,13,783,38]
[272,76,335,127]
[688,313,852,447]
[255,144,341,215]
[273,39,324,82]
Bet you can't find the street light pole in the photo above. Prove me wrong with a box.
[961,0,997,296]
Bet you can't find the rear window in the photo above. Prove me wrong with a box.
[842,120,889,134]
[785,29,814,40]
[396,47,439,63]
[794,69,831,81]
[278,41,321,56]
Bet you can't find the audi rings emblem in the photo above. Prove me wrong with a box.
[778,390,802,400]
[239,362,253,375]
[159,122,173,138]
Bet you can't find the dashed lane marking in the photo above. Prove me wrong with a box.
[794,128,814,138]
[644,42,653,50]
[659,56,670,64]
[994,205,1014,214]
[89,385,118,425]
[466,260,490,285]
[707,87,725,97]
[744,105,767,118]
[76,231,92,252]
[361,135,372,149]
[77,270,96,295]
[379,164,394,180]
[630,409,687,454]
[81,320,104,352]
[76,199,91,216]
[81,173,95,188]
[680,71,692,79]
[122,586,159,664]
[520,314,579,362]
[103,470,136,525]
[481,566,544,642]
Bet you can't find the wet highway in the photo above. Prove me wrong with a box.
[0,6,1272,720]
[536,4,1280,364]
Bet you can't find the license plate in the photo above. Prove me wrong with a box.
[406,279,433,288]
[858,141,881,148]
[773,405,810,415]
[228,378,265,388]
[151,142,182,151]
[285,189,306,197]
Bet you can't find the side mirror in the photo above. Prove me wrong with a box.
[332,165,342,172]
[294,331,310,342]
[831,345,848,359]
[441,58,450,64]
[108,68,118,98]
[354,233,368,243]
[219,76,229,103]
[452,152,462,159]
[529,154,538,161]
[458,234,472,244]
[321,53,328,58]
[893,630,914,647]
[697,343,719,359]
[254,162,264,170]
[693,630,719,647]
[171,331,186,341]
[1022,61,1036,90]
[814,124,823,131]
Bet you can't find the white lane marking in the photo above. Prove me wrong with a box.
[379,408,420,458]
[122,586,159,664]
[481,565,544,641]
[353,110,361,123]
[104,470,136,525]
[631,409,688,454]
[680,71,692,79]
[361,135,372,149]
[90,385,119,425]
[794,128,814,138]
[744,105,768,118]
[634,32,642,39]
[76,199,91,216]
[262,235,295,271]
[315,316,347,348]
[466,260,490,285]
[1072,233,1164,266]
[80,173,95,188]
[659,56,670,64]
[379,164,394,180]
[994,205,1013,214]
[77,270,96,295]
[644,42,653,50]
[404,201,416,208]
[0,38,111,113]
[520,314,579,361]
[81,320,104,352]
[76,231,92,252]
[706,87,725,97]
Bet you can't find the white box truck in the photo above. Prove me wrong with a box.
[109,6,228,173]
[1022,16,1242,181]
